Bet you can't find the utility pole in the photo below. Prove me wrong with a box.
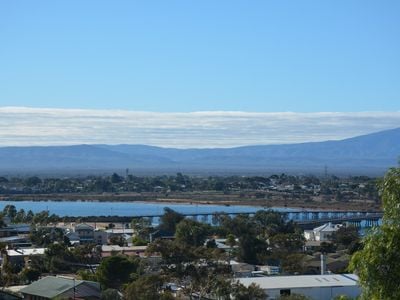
[73,278,76,300]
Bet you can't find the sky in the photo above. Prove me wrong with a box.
[0,1,399,147]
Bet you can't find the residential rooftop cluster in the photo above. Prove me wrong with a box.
[0,203,363,299]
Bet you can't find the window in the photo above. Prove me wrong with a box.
[280,289,291,296]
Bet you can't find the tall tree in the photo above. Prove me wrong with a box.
[96,255,140,290]
[349,167,400,299]
[158,207,184,233]
[175,219,209,247]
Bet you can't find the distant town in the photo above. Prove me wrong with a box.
[0,173,380,211]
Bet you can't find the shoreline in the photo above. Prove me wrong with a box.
[0,192,381,212]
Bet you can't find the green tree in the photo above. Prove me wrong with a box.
[175,219,209,247]
[14,209,26,223]
[333,226,359,248]
[238,234,268,264]
[44,243,75,273]
[124,275,165,300]
[131,217,152,240]
[96,255,140,289]
[232,282,267,300]
[25,176,42,187]
[349,167,400,299]
[3,204,17,220]
[158,207,184,233]
[101,289,122,300]
[19,268,41,283]
[110,173,123,184]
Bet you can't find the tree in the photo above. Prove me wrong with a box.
[19,268,41,283]
[96,255,140,289]
[238,234,268,264]
[232,282,267,300]
[349,167,400,299]
[333,226,359,248]
[175,219,209,247]
[110,173,123,184]
[158,207,184,233]
[25,176,42,187]
[101,289,122,300]
[109,235,126,246]
[14,209,26,223]
[0,216,5,228]
[44,243,75,273]
[124,275,165,300]
[3,205,17,220]
[131,217,152,241]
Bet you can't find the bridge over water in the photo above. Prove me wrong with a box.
[131,210,383,228]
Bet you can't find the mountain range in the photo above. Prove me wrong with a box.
[1,127,399,175]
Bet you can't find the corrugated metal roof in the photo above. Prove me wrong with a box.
[20,276,100,298]
[238,274,359,290]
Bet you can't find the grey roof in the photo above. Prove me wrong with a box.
[75,223,94,230]
[0,236,26,243]
[20,276,99,299]
[313,222,340,233]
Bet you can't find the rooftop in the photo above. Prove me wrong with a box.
[20,276,99,299]
[102,245,147,252]
[75,223,94,230]
[7,248,46,257]
[238,274,359,290]
[313,222,341,233]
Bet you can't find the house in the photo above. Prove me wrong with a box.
[149,229,175,242]
[0,224,31,248]
[230,260,255,277]
[101,245,147,258]
[237,274,361,300]
[73,224,107,245]
[0,290,22,300]
[304,222,341,242]
[256,265,280,275]
[105,228,134,245]
[74,224,95,244]
[4,248,46,268]
[20,276,101,300]
[205,238,238,252]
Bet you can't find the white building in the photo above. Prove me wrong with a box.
[238,274,360,300]
[4,248,46,267]
[304,222,341,242]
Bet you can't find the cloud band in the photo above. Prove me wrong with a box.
[0,107,399,148]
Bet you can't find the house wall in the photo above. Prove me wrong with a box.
[265,286,361,300]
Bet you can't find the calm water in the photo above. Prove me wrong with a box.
[0,200,290,217]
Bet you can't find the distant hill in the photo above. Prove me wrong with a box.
[1,127,399,176]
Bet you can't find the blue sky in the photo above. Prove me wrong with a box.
[1,1,399,112]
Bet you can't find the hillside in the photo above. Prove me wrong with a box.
[1,127,399,175]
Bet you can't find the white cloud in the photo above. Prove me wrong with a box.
[0,107,399,148]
